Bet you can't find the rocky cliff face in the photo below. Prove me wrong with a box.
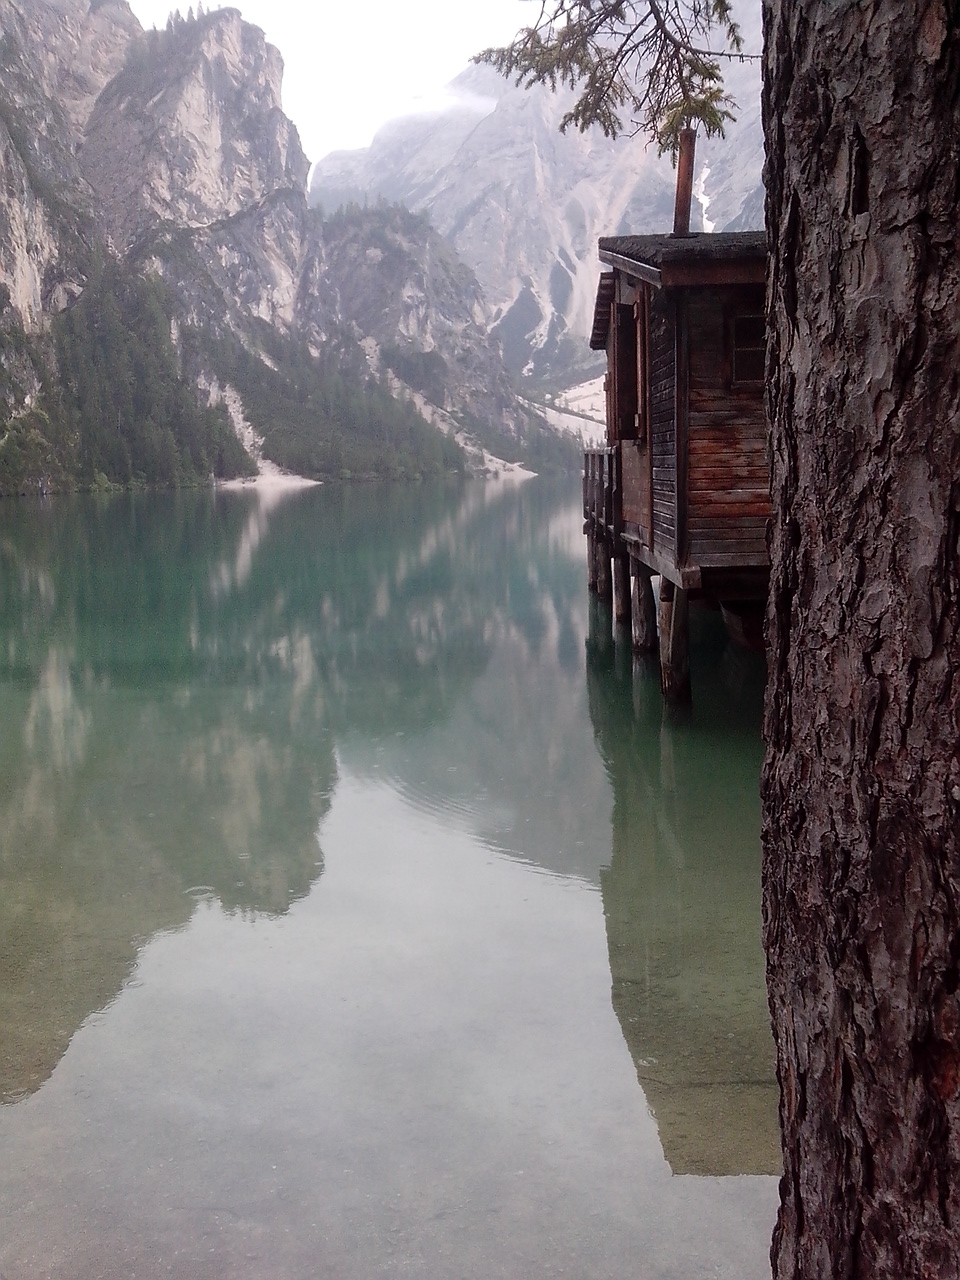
[0,0,138,324]
[298,203,529,442]
[0,0,556,481]
[82,9,308,251]
[311,28,764,386]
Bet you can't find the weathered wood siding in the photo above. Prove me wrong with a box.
[621,440,650,539]
[649,290,676,557]
[614,305,638,441]
[686,288,769,567]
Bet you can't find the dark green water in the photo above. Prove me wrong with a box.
[0,479,778,1278]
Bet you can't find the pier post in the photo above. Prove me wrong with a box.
[658,579,691,702]
[586,529,598,591]
[595,535,612,600]
[631,562,658,653]
[613,553,631,625]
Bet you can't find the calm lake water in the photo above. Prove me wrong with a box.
[0,478,779,1279]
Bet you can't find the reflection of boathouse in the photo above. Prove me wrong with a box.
[583,228,769,699]
[586,607,780,1176]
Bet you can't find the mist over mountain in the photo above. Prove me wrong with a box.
[311,24,764,386]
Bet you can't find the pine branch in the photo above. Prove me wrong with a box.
[476,0,753,155]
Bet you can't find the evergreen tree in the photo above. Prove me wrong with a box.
[51,257,254,488]
[477,0,747,154]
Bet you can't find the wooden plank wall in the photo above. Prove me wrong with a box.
[649,290,676,558]
[615,305,638,440]
[621,440,650,536]
[686,288,769,567]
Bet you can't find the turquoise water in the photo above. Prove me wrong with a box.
[0,479,778,1278]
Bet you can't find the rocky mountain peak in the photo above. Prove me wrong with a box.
[81,6,308,250]
[0,0,140,136]
[311,23,764,388]
[1,0,576,487]
[0,0,139,323]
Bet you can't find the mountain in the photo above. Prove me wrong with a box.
[82,8,309,252]
[0,0,137,323]
[310,26,764,386]
[0,0,573,494]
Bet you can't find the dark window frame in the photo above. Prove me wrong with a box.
[730,312,766,386]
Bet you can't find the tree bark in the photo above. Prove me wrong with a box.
[762,3,960,1276]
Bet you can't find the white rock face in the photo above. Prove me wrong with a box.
[178,188,311,333]
[2,0,139,130]
[295,203,536,442]
[0,126,56,323]
[0,0,138,327]
[43,0,142,131]
[311,21,764,385]
[81,8,309,250]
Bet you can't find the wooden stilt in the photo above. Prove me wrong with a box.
[613,554,631,625]
[631,562,658,653]
[658,579,691,702]
[586,530,598,591]
[595,536,612,599]
[587,589,613,659]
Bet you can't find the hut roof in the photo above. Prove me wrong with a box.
[590,231,766,349]
[589,272,616,351]
[599,230,766,272]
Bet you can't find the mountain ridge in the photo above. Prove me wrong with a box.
[311,36,765,386]
[0,0,575,493]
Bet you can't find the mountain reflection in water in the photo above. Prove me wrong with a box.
[0,479,777,1279]
[0,480,591,1103]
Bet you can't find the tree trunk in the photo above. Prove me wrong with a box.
[762,3,960,1276]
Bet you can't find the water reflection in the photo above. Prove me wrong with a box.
[1,483,779,1157]
[585,600,780,1176]
[0,479,595,1103]
[0,478,779,1278]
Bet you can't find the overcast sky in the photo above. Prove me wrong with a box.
[126,0,531,166]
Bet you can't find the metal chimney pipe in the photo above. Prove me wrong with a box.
[672,128,697,236]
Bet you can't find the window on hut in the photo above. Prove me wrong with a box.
[732,314,765,385]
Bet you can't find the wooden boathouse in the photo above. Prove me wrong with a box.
[583,227,770,699]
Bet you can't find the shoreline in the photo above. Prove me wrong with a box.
[216,469,321,492]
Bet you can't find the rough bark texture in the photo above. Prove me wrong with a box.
[762,3,960,1276]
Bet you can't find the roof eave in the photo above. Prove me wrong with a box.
[660,259,766,287]
[599,244,766,290]
[598,248,662,287]
[590,271,616,350]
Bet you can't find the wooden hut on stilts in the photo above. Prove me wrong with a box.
[583,130,770,701]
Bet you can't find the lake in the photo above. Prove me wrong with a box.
[0,478,779,1279]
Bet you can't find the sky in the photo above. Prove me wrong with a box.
[126,0,532,166]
